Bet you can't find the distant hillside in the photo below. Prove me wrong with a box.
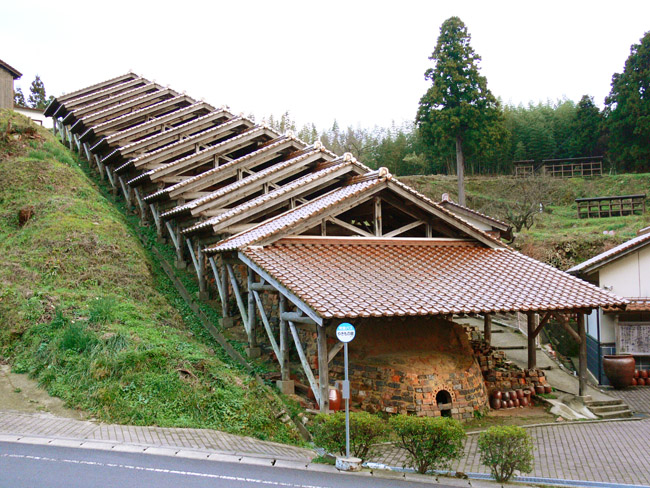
[401,173,650,269]
[0,110,300,444]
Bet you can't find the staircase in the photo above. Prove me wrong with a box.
[585,398,633,419]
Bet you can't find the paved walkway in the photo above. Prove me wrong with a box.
[0,410,313,462]
[608,387,650,414]
[373,418,650,486]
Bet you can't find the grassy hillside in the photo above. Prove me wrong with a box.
[402,173,650,269]
[0,110,300,444]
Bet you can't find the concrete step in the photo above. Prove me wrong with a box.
[585,400,626,407]
[597,409,633,419]
[588,404,628,414]
[584,399,633,419]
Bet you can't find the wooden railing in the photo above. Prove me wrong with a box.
[576,194,646,219]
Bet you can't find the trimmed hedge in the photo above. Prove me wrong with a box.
[390,415,465,474]
[477,425,534,482]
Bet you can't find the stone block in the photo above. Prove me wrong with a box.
[276,380,295,395]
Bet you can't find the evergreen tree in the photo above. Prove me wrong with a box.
[416,16,503,204]
[569,95,603,157]
[605,31,650,172]
[13,88,26,107]
[27,75,48,109]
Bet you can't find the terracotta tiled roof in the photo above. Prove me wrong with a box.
[241,237,627,319]
[160,146,334,218]
[604,298,650,313]
[204,175,387,253]
[567,232,650,275]
[182,159,369,235]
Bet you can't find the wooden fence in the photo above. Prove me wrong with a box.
[576,194,646,219]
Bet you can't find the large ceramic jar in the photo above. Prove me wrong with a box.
[603,354,636,389]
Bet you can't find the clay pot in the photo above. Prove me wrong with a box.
[641,370,649,379]
[513,398,520,408]
[516,389,525,399]
[521,397,529,407]
[632,378,638,386]
[329,388,343,411]
[492,390,502,401]
[634,370,640,378]
[502,391,510,401]
[507,400,514,408]
[638,378,646,386]
[603,354,636,389]
[529,387,536,397]
[490,398,502,410]
[544,385,553,394]
[535,385,545,395]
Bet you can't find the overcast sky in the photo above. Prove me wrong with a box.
[3,1,649,130]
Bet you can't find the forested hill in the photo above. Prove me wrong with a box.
[0,110,301,444]
[400,173,650,270]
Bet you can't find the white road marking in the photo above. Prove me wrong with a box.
[0,453,329,488]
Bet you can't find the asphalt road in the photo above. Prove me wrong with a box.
[0,442,448,488]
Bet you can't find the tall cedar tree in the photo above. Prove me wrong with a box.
[27,75,48,110]
[417,17,502,204]
[605,31,650,172]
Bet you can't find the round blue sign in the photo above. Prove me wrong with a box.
[336,322,356,343]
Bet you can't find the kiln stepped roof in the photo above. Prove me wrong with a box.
[143,133,308,202]
[45,72,140,116]
[125,121,270,183]
[101,108,233,163]
[160,146,335,218]
[205,172,391,252]
[242,237,627,319]
[91,101,216,153]
[182,157,370,235]
[79,95,197,144]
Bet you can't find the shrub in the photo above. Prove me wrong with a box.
[390,415,465,474]
[477,425,534,482]
[311,411,387,459]
[59,323,97,353]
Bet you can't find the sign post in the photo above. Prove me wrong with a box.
[335,322,355,459]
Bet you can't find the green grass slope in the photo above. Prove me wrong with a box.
[0,110,300,444]
[402,173,650,269]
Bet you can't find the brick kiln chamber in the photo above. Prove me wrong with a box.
[328,316,489,419]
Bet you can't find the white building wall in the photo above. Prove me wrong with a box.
[598,246,650,298]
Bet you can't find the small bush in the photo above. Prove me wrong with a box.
[59,323,96,353]
[390,415,465,474]
[477,425,534,482]
[89,297,117,325]
[312,411,387,459]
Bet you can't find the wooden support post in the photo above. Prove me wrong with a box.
[374,197,382,236]
[279,295,290,382]
[484,314,492,345]
[209,257,226,311]
[221,259,230,318]
[289,321,320,406]
[226,263,248,326]
[317,325,329,413]
[527,312,536,369]
[578,313,587,397]
[149,204,162,235]
[253,290,281,360]
[246,267,258,351]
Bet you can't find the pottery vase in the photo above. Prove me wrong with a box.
[603,354,636,389]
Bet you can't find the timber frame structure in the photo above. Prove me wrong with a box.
[46,73,627,413]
